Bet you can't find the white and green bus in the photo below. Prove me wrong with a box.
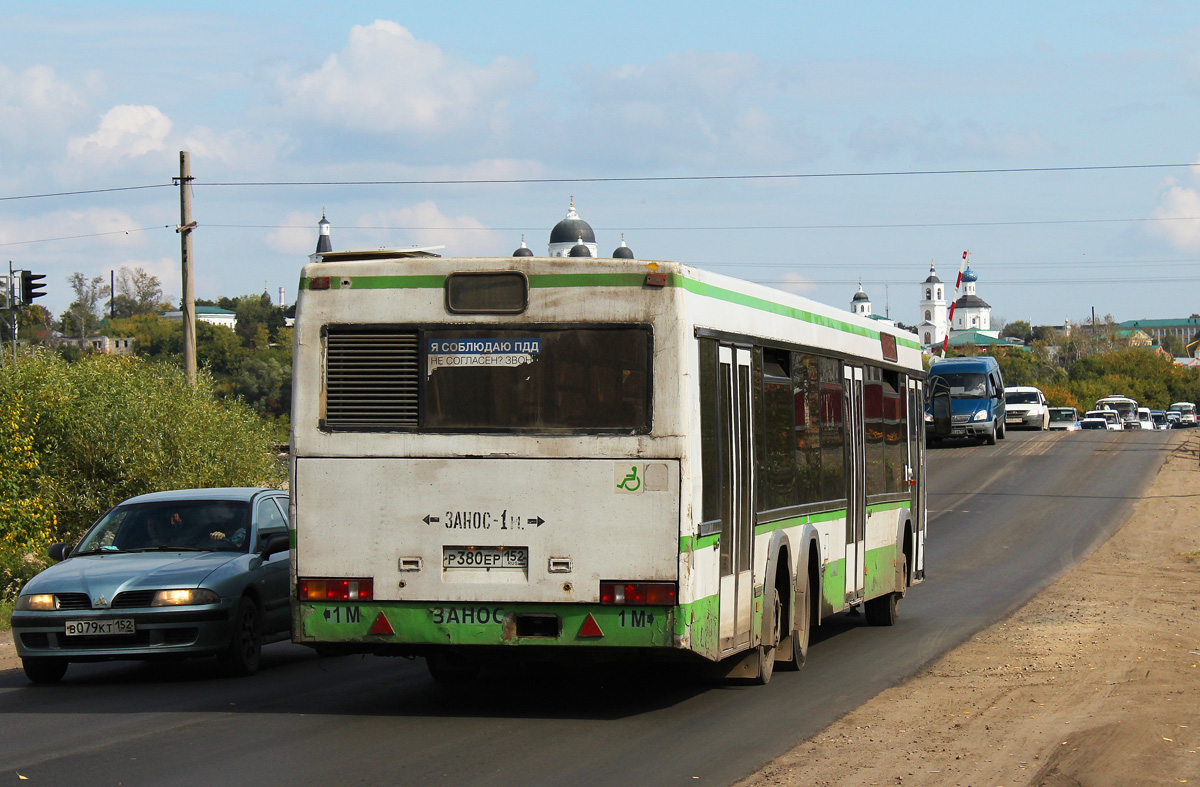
[289,250,927,683]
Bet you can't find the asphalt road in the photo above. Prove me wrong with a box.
[0,429,1179,787]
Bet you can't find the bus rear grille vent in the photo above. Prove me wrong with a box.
[325,328,419,429]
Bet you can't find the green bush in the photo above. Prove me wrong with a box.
[0,350,282,597]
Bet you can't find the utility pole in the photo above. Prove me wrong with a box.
[176,151,197,384]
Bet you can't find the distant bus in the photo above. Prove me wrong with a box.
[1095,396,1138,427]
[288,249,928,684]
[1168,402,1197,427]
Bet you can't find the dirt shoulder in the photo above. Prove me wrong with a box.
[739,430,1200,787]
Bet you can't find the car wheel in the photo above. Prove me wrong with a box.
[998,420,1007,440]
[22,657,68,684]
[986,423,998,445]
[217,596,263,677]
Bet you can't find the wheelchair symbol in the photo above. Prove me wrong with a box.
[617,465,641,492]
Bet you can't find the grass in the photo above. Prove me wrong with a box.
[0,598,12,632]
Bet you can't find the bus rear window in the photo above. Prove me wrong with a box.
[423,327,651,432]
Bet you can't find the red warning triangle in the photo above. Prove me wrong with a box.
[578,613,603,638]
[369,612,394,635]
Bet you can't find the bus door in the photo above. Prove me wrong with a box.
[718,345,755,653]
[907,378,926,580]
[843,365,866,605]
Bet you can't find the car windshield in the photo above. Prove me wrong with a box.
[931,371,987,398]
[1049,409,1076,422]
[74,500,252,554]
[1005,392,1040,404]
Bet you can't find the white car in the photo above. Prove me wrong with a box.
[1136,407,1155,432]
[1047,407,1080,431]
[1084,409,1124,432]
[1004,386,1050,430]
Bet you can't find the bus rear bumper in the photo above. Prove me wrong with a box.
[295,600,678,653]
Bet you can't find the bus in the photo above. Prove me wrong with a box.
[1168,402,1197,427]
[289,250,928,683]
[1095,395,1138,428]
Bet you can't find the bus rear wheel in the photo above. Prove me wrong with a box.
[427,652,481,683]
[775,570,810,672]
[865,555,906,626]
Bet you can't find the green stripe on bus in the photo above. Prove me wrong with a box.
[753,508,846,537]
[866,500,912,514]
[680,532,721,552]
[297,271,920,351]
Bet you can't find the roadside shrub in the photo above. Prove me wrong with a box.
[0,350,282,597]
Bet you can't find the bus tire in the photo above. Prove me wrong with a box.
[753,581,781,685]
[865,555,905,626]
[776,570,809,672]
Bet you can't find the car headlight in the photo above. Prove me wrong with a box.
[973,409,990,421]
[151,588,220,606]
[15,594,57,611]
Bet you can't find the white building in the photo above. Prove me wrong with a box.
[917,263,949,349]
[951,266,991,332]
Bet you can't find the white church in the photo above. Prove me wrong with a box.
[852,261,996,350]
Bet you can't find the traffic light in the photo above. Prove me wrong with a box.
[20,271,46,304]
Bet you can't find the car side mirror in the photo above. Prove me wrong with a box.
[48,543,71,562]
[259,533,290,559]
[931,390,952,437]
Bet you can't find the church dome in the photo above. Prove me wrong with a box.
[613,233,634,259]
[852,289,869,302]
[550,200,596,244]
[512,235,533,257]
[568,238,592,257]
[961,267,978,283]
[924,263,941,284]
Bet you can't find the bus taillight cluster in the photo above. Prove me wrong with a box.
[599,581,676,605]
[299,578,374,601]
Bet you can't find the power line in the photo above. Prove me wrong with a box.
[207,214,1200,232]
[0,184,171,202]
[0,225,172,248]
[193,162,1195,188]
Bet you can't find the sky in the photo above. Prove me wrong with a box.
[3,1,1200,328]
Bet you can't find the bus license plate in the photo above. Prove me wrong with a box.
[65,619,136,636]
[443,547,528,570]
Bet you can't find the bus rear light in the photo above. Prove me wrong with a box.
[599,581,677,606]
[299,578,374,601]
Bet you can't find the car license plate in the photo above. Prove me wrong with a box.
[65,619,136,636]
[443,546,528,570]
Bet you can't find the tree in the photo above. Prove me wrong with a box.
[234,293,285,348]
[59,273,110,339]
[1000,320,1032,343]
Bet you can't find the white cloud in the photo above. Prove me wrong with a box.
[68,105,173,160]
[276,20,535,136]
[775,272,817,295]
[267,211,323,256]
[355,201,506,256]
[0,65,88,153]
[1149,179,1200,251]
[849,116,1051,161]
[0,208,149,250]
[182,126,295,172]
